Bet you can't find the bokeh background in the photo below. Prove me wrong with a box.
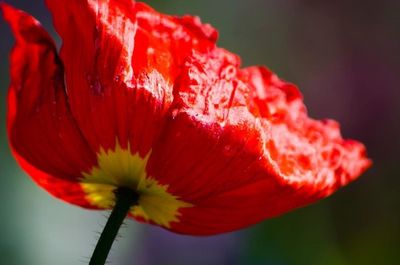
[1,0,399,264]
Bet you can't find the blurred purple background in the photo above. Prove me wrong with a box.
[1,0,399,264]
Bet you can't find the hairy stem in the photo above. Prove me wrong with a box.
[89,187,138,265]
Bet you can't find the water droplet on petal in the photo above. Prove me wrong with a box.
[221,65,236,80]
[147,47,155,55]
[86,73,103,95]
[223,144,235,156]
[171,109,179,119]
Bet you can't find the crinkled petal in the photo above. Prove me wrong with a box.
[242,66,371,193]
[148,49,371,235]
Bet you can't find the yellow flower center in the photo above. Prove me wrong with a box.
[80,141,192,228]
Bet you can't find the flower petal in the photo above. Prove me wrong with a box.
[2,3,97,183]
[13,151,95,209]
[148,49,371,235]
[45,0,217,156]
[242,66,371,192]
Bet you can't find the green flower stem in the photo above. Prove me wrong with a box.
[89,187,138,265]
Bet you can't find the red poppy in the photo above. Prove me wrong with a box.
[2,1,370,235]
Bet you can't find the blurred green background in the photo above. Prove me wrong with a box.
[1,0,399,264]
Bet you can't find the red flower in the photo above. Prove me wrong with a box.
[2,1,370,235]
